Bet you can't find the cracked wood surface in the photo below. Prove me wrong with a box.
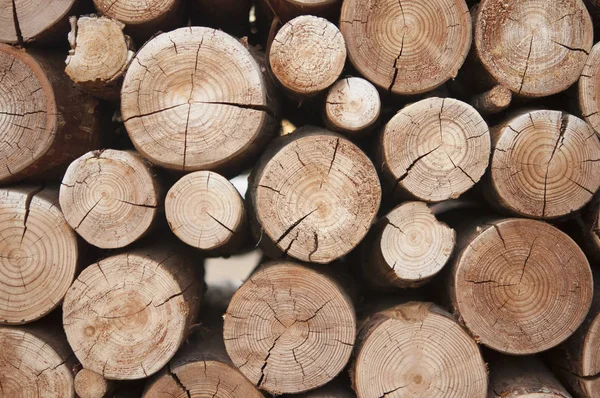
[579,41,600,138]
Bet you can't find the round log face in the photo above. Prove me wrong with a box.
[223,262,356,394]
[475,0,593,97]
[94,0,178,26]
[121,27,275,172]
[454,219,593,355]
[0,0,75,44]
[490,110,600,219]
[253,132,381,263]
[325,77,381,136]
[0,44,57,183]
[583,315,600,380]
[75,369,111,398]
[579,41,600,137]
[340,0,471,95]
[353,303,487,398]
[0,187,78,324]
[0,327,74,397]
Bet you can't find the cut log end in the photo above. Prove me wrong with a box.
[0,186,78,325]
[489,110,600,219]
[470,85,512,115]
[60,150,161,249]
[579,41,600,137]
[269,15,346,97]
[452,218,593,355]
[352,302,487,398]
[379,97,490,202]
[223,262,356,394]
[340,0,471,95]
[94,0,179,27]
[324,77,381,137]
[166,171,247,253]
[75,369,113,398]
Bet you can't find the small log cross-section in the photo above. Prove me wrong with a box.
[324,77,381,138]
[65,15,135,101]
[60,150,162,249]
[121,27,278,174]
[449,218,593,355]
[470,85,512,116]
[362,201,455,289]
[351,302,488,398]
[165,170,248,254]
[474,0,593,97]
[0,186,78,325]
[248,126,381,263]
[63,245,203,380]
[75,369,115,398]
[487,110,600,220]
[378,97,491,202]
[340,0,472,95]
[223,261,356,394]
[579,41,600,137]
[269,15,346,97]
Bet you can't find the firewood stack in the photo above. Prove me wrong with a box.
[1,0,600,397]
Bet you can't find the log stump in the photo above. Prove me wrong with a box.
[448,218,593,355]
[378,97,490,202]
[351,302,487,398]
[579,41,600,137]
[324,77,381,138]
[486,109,600,220]
[223,261,356,394]
[121,27,278,174]
[474,0,593,97]
[269,15,346,97]
[75,369,114,398]
[247,126,381,263]
[0,186,79,324]
[470,85,512,116]
[362,201,455,289]
[0,44,101,184]
[340,0,472,95]
[60,150,162,249]
[65,15,135,101]
[62,245,204,380]
[165,170,248,253]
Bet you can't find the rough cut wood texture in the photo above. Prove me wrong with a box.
[166,170,248,253]
[223,261,356,394]
[579,41,600,137]
[60,149,162,249]
[63,245,204,380]
[486,109,600,219]
[577,193,600,263]
[0,186,78,325]
[0,0,77,44]
[362,201,455,289]
[75,369,114,398]
[324,77,381,138]
[0,44,101,184]
[0,324,76,397]
[269,15,346,97]
[474,0,593,97]
[247,126,381,263]
[448,218,593,355]
[340,0,471,95]
[121,27,278,174]
[65,15,135,101]
[470,85,512,116]
[378,97,490,202]
[351,302,487,398]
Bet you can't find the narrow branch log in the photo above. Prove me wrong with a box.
[470,85,512,116]
[75,369,115,398]
[579,41,600,137]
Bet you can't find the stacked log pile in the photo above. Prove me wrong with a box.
[1,0,600,397]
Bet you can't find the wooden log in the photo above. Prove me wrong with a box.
[75,369,115,398]
[351,302,487,398]
[473,0,593,98]
[340,0,471,95]
[485,109,600,220]
[324,77,381,138]
[0,44,101,184]
[488,355,571,398]
[0,0,78,44]
[269,15,346,97]
[0,322,76,397]
[247,126,381,263]
[470,85,512,116]
[576,193,600,263]
[189,0,253,38]
[361,201,455,289]
[447,218,593,355]
[165,170,248,253]
[0,186,79,324]
[62,244,204,380]
[378,97,490,203]
[59,149,163,249]
[223,261,356,394]
[281,375,354,398]
[65,15,135,101]
[579,41,600,137]
[258,0,341,22]
[121,27,278,175]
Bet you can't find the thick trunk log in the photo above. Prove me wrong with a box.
[579,41,600,137]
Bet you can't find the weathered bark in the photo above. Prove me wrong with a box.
[75,369,115,398]
[470,85,512,116]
